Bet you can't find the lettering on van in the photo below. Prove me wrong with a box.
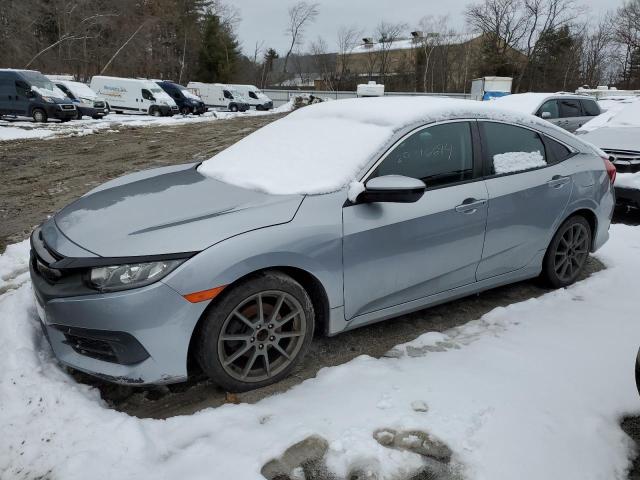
[99,85,127,98]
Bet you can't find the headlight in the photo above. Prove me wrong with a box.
[89,259,185,292]
[41,96,54,103]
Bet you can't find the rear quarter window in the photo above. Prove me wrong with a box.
[544,137,573,164]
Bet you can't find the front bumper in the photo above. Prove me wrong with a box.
[29,230,208,385]
[615,186,640,208]
[47,104,77,120]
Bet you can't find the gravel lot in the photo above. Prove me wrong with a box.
[1,117,639,476]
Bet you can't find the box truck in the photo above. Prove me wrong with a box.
[90,76,178,116]
[186,82,250,112]
[470,77,512,101]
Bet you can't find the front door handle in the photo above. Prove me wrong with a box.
[455,198,487,214]
[547,175,570,188]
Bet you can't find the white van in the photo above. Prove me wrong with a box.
[186,82,250,112]
[90,76,178,116]
[47,78,109,119]
[230,85,273,110]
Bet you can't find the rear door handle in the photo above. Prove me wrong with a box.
[547,175,570,188]
[455,198,487,214]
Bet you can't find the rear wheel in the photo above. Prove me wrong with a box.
[196,271,314,392]
[542,215,592,288]
[32,108,47,123]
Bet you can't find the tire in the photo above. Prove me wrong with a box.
[229,104,238,112]
[196,271,315,392]
[180,106,190,115]
[150,107,162,117]
[32,108,47,123]
[91,115,103,120]
[75,109,82,120]
[115,110,123,115]
[541,215,592,288]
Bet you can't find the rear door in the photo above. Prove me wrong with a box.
[477,121,573,280]
[558,98,584,132]
[0,73,15,115]
[342,121,488,319]
[536,99,560,126]
[579,99,600,127]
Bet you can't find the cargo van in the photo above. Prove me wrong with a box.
[186,82,249,112]
[156,81,206,115]
[230,85,273,110]
[0,69,77,122]
[48,78,109,119]
[90,76,178,116]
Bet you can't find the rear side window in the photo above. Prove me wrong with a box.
[372,122,474,188]
[545,137,572,164]
[581,99,600,116]
[559,99,582,118]
[538,100,559,119]
[481,122,547,175]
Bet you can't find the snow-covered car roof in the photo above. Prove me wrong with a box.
[197,96,569,195]
[491,92,586,114]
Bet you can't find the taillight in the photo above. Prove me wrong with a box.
[603,156,616,184]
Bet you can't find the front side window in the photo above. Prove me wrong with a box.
[559,99,582,118]
[249,91,258,99]
[371,122,474,188]
[223,90,233,99]
[15,80,29,97]
[141,89,154,100]
[57,84,75,100]
[481,122,547,175]
[538,100,559,119]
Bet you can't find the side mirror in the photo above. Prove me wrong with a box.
[541,111,552,119]
[358,175,426,204]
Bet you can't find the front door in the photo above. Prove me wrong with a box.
[476,121,573,280]
[342,121,488,319]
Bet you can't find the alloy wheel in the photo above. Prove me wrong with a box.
[553,223,589,283]
[217,291,307,383]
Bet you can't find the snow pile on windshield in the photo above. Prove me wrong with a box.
[1,224,640,479]
[63,81,97,100]
[493,151,546,174]
[578,97,640,133]
[31,85,67,100]
[198,97,553,195]
[181,88,202,101]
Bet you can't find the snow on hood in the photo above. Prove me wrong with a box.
[198,97,553,195]
[577,97,640,134]
[61,81,98,101]
[490,93,560,114]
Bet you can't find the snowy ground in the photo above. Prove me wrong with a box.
[0,103,293,143]
[1,223,640,480]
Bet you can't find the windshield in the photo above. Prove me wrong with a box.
[20,71,67,99]
[179,86,202,101]
[64,81,97,100]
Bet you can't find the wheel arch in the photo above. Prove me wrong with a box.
[185,265,331,376]
[561,207,598,251]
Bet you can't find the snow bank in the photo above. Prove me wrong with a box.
[493,151,546,174]
[2,225,640,479]
[0,126,55,141]
[198,97,553,195]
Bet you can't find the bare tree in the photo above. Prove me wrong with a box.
[310,36,336,90]
[283,1,320,73]
[579,15,614,87]
[335,25,362,89]
[376,21,406,82]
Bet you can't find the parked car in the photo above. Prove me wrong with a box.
[186,82,250,112]
[90,76,178,116]
[0,69,76,122]
[156,80,206,115]
[30,97,615,392]
[492,93,602,132]
[579,99,640,208]
[49,78,110,120]
[230,84,273,110]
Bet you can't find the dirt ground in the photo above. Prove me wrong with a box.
[2,117,640,476]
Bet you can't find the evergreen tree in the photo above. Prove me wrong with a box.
[196,13,240,82]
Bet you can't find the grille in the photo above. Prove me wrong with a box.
[171,105,179,111]
[63,333,118,363]
[61,104,75,110]
[604,149,640,173]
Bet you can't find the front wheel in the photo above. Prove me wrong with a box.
[542,215,592,288]
[149,107,162,117]
[229,104,238,112]
[180,106,190,115]
[32,108,47,123]
[196,271,314,392]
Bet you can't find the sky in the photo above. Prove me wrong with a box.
[229,0,622,56]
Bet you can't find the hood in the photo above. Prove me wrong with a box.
[53,164,303,257]
[580,127,640,152]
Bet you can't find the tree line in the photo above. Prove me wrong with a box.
[1,0,639,92]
